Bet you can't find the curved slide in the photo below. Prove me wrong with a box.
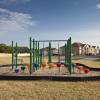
[75,63,100,71]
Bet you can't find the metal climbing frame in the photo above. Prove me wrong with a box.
[12,37,72,75]
[29,37,72,75]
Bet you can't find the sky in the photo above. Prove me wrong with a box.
[0,0,100,47]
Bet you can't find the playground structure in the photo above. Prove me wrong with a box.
[11,37,100,76]
[11,37,72,75]
[0,36,100,80]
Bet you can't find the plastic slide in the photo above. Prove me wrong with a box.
[75,63,100,71]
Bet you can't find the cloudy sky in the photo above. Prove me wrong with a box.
[0,0,100,46]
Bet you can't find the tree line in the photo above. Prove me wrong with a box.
[0,44,29,53]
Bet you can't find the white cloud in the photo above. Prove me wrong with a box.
[0,8,36,34]
[96,3,100,9]
[0,0,31,4]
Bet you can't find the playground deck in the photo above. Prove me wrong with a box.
[0,65,100,81]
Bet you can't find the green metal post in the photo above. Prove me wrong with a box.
[12,41,14,69]
[36,41,38,64]
[33,39,35,63]
[30,37,32,75]
[67,37,72,74]
[48,42,51,63]
[67,40,69,64]
[35,41,38,70]
[67,39,69,73]
[40,50,42,65]
[69,37,72,74]
[34,41,36,63]
[32,39,35,71]
[15,42,18,69]
[38,42,40,67]
[42,42,44,63]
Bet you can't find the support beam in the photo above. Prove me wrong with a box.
[12,41,14,69]
[48,42,51,63]
[35,41,38,65]
[33,40,67,42]
[30,37,32,75]
[67,37,72,74]
[37,42,40,67]
[15,42,18,69]
[40,50,42,65]
[33,39,35,63]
